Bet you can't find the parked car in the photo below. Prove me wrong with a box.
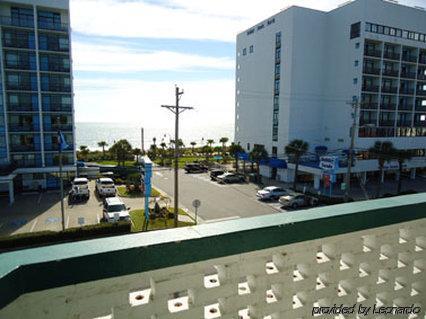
[102,197,131,223]
[71,178,89,200]
[279,194,319,209]
[184,163,208,173]
[95,177,116,197]
[216,172,245,184]
[256,186,288,201]
[210,169,226,180]
[68,185,89,204]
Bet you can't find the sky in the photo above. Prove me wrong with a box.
[70,0,426,129]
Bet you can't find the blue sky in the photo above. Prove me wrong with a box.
[70,0,426,128]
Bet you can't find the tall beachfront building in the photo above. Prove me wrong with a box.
[235,0,426,186]
[0,0,75,203]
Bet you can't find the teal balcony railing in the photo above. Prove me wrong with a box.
[0,194,425,318]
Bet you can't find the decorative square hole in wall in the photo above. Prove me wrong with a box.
[266,288,277,303]
[411,282,421,297]
[357,286,369,303]
[340,252,354,270]
[204,274,220,289]
[380,244,393,260]
[238,281,251,295]
[394,276,407,291]
[293,265,304,282]
[168,295,189,313]
[204,303,221,319]
[129,288,151,307]
[413,259,423,274]
[338,280,353,297]
[293,294,304,309]
[362,234,377,252]
[265,261,279,274]
[316,244,334,263]
[359,262,370,278]
[415,235,425,252]
[377,269,390,285]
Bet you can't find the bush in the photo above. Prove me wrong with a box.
[0,221,131,252]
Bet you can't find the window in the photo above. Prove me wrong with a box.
[353,78,358,85]
[242,48,247,56]
[365,23,372,32]
[355,42,360,49]
[384,27,390,35]
[354,60,359,67]
[402,30,408,38]
[422,100,426,107]
[372,25,378,33]
[396,29,402,37]
[249,45,254,53]
[59,37,69,50]
[350,22,361,39]
[274,80,280,94]
[390,28,396,36]
[377,25,384,34]
[247,143,250,151]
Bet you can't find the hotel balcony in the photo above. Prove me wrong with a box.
[37,20,68,32]
[400,71,416,80]
[42,104,72,112]
[380,103,396,110]
[398,103,413,111]
[360,102,378,110]
[402,54,418,63]
[417,90,426,97]
[0,15,34,29]
[399,87,415,95]
[363,66,380,75]
[382,69,399,77]
[383,51,400,61]
[362,84,379,93]
[364,49,381,58]
[0,195,425,319]
[381,86,398,94]
[8,124,39,132]
[9,144,40,152]
[7,104,39,113]
[379,119,395,127]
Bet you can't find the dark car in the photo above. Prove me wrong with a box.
[210,169,226,180]
[184,163,208,173]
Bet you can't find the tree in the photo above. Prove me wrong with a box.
[78,145,89,161]
[152,137,157,146]
[393,149,412,194]
[219,137,229,162]
[228,142,244,172]
[285,139,309,190]
[202,145,212,161]
[207,139,214,147]
[133,148,142,164]
[369,141,396,198]
[159,142,167,166]
[148,144,158,160]
[97,141,108,159]
[109,139,132,166]
[190,141,197,154]
[249,145,268,183]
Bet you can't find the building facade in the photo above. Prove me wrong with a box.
[0,0,75,203]
[235,0,426,187]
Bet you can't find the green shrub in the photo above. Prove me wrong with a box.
[0,221,131,252]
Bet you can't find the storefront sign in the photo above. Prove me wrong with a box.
[319,156,339,172]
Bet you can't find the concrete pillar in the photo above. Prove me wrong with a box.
[8,181,14,206]
[361,172,367,185]
[410,168,416,180]
[314,175,321,190]
[380,170,385,183]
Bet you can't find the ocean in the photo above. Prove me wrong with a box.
[75,122,235,150]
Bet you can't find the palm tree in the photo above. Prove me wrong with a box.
[79,145,89,161]
[369,141,396,198]
[97,141,108,159]
[229,142,244,172]
[249,145,268,183]
[207,139,214,147]
[219,137,229,162]
[109,139,133,166]
[285,139,309,190]
[190,141,197,154]
[393,149,412,194]
[152,137,157,146]
[160,142,167,166]
[133,148,142,163]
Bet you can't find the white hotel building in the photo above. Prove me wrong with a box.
[235,0,426,189]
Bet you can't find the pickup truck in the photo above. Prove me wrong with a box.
[95,178,116,197]
[71,178,90,200]
[279,194,319,209]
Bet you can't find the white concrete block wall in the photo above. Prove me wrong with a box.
[1,218,424,319]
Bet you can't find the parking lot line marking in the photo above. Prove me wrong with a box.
[66,215,70,228]
[30,218,38,232]
[37,193,43,205]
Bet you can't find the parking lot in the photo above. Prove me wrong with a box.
[0,181,144,236]
[152,169,288,222]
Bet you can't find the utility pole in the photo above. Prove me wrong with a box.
[141,127,144,154]
[344,98,360,202]
[162,86,194,227]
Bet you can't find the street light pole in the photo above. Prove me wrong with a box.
[162,86,194,227]
[344,98,360,202]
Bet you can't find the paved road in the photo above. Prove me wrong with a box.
[152,169,281,222]
[0,181,145,236]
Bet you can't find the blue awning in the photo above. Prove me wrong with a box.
[237,152,249,160]
[259,158,287,168]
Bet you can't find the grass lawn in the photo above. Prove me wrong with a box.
[97,160,136,167]
[130,208,195,232]
[155,156,218,168]
[117,186,161,198]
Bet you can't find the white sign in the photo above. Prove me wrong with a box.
[319,156,339,171]
[383,161,400,170]
[192,199,201,208]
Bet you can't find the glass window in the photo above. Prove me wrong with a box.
[390,28,396,36]
[242,48,246,56]
[59,37,69,50]
[422,100,426,106]
[372,24,378,33]
[420,34,425,42]
[402,30,408,38]
[249,45,254,53]
[350,22,361,39]
[384,27,390,35]
[414,33,419,41]
[396,29,402,37]
[354,60,359,67]
[377,25,384,34]
[355,42,360,49]
[6,53,18,67]
[365,23,371,32]
[353,78,358,84]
